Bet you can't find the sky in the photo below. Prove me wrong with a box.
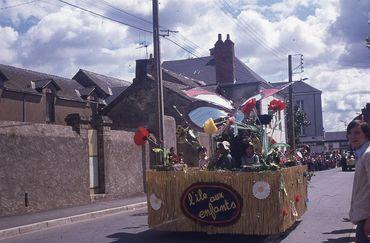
[0,0,369,132]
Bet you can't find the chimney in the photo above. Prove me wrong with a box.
[134,57,154,82]
[214,33,236,85]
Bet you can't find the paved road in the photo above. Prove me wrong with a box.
[281,167,355,243]
[0,168,355,243]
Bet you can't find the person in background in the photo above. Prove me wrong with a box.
[240,142,259,166]
[169,147,178,164]
[198,146,209,169]
[209,141,233,170]
[347,119,370,242]
[177,152,185,164]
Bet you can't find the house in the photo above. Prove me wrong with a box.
[73,69,131,105]
[0,64,91,125]
[324,131,349,152]
[271,81,324,153]
[163,34,287,143]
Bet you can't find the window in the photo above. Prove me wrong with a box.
[296,100,305,136]
[46,92,55,123]
[296,100,304,111]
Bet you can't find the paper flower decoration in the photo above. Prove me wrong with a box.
[134,127,149,145]
[268,99,286,112]
[269,137,277,145]
[241,98,256,114]
[282,207,289,217]
[252,181,271,200]
[203,118,218,134]
[290,200,298,217]
[149,193,162,211]
[227,117,234,125]
[294,195,301,203]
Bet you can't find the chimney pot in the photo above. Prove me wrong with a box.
[214,34,235,85]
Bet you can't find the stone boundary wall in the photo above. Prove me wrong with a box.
[0,116,179,216]
[103,129,145,198]
[0,121,90,217]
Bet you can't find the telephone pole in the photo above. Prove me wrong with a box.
[288,55,296,151]
[152,0,164,163]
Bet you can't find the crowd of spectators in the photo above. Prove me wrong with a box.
[301,150,351,171]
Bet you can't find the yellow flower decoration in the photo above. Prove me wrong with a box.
[203,118,218,134]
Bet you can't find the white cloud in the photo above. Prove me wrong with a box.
[0,26,18,63]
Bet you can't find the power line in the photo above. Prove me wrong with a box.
[0,0,39,10]
[217,0,287,61]
[100,0,153,26]
[45,0,285,83]
[51,1,203,61]
[94,0,210,57]
[163,37,202,58]
[56,0,153,33]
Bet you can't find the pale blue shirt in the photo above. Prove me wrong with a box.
[355,141,370,160]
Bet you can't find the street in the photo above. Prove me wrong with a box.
[0,168,355,243]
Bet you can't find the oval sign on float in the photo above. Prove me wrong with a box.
[180,182,243,226]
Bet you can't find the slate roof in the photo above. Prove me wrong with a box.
[73,69,131,96]
[104,86,129,104]
[162,68,206,87]
[162,56,268,85]
[324,131,347,142]
[0,64,84,101]
[102,74,195,114]
[271,81,321,94]
[31,79,61,92]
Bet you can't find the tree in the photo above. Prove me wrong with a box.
[294,105,311,145]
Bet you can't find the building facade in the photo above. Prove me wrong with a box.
[0,64,92,125]
[271,81,324,152]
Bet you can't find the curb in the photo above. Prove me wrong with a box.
[0,202,147,240]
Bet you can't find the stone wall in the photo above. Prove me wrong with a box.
[103,129,146,198]
[0,121,90,217]
[0,115,179,216]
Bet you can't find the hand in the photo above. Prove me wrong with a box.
[364,217,370,239]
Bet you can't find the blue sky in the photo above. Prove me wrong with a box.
[0,0,369,132]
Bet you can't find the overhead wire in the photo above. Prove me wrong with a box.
[91,0,211,57]
[55,0,153,33]
[41,0,286,83]
[218,0,286,61]
[0,0,40,10]
[216,0,288,81]
[53,1,205,62]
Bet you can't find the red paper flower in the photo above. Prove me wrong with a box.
[241,98,256,114]
[294,195,301,203]
[268,99,286,112]
[227,117,234,125]
[282,208,289,216]
[279,156,287,164]
[134,127,149,145]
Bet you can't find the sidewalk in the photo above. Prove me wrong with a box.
[0,194,147,240]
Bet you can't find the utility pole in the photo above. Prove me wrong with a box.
[152,0,165,164]
[288,55,296,151]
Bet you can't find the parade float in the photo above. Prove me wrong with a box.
[136,88,309,235]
